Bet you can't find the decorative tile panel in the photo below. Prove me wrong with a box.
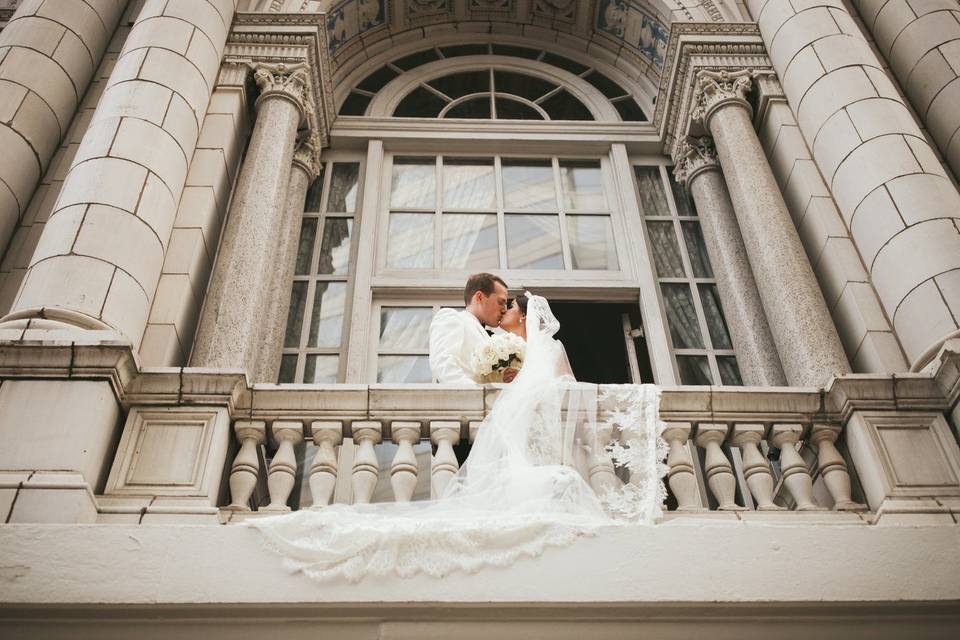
[596,0,668,69]
[327,0,386,52]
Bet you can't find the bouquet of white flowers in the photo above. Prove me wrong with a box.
[470,332,526,383]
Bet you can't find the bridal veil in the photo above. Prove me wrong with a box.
[249,294,667,582]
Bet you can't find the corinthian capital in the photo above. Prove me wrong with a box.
[250,61,310,119]
[674,137,720,186]
[691,69,754,129]
[292,131,321,180]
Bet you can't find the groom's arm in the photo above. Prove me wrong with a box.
[429,309,476,385]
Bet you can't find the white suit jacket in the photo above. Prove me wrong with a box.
[429,308,489,384]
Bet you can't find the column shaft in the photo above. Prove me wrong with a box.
[853,0,960,178]
[191,63,307,373]
[698,71,850,386]
[677,140,787,386]
[254,150,315,383]
[0,0,127,256]
[2,0,236,348]
[747,0,960,369]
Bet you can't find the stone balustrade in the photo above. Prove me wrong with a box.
[2,336,960,524]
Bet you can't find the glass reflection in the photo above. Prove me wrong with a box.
[304,355,339,384]
[377,355,432,383]
[634,166,671,217]
[505,214,563,269]
[317,219,352,275]
[661,283,704,349]
[284,281,307,348]
[443,159,495,209]
[717,357,743,386]
[308,282,347,347]
[328,163,359,212]
[278,354,297,383]
[387,213,434,268]
[391,158,435,209]
[560,161,605,210]
[294,218,317,275]
[646,221,685,278]
[502,160,556,210]
[698,284,732,349]
[677,355,712,385]
[681,221,713,278]
[442,213,499,270]
[567,215,617,270]
[379,307,434,350]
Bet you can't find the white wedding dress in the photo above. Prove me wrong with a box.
[249,294,667,582]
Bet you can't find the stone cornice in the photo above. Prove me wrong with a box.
[223,12,335,168]
[653,22,772,163]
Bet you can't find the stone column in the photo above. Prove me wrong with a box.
[191,62,308,374]
[253,135,319,383]
[0,0,127,256]
[853,0,960,179]
[674,137,787,387]
[746,0,960,371]
[0,0,236,348]
[693,69,850,387]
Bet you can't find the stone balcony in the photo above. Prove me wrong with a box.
[1,337,960,635]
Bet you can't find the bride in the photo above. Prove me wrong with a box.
[249,293,666,583]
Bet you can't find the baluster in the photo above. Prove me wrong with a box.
[664,423,700,511]
[431,421,461,499]
[264,421,303,512]
[770,424,823,511]
[587,421,619,495]
[695,423,743,511]
[732,423,784,511]
[309,421,342,508]
[810,424,867,511]
[351,421,382,504]
[227,421,266,511]
[391,422,421,503]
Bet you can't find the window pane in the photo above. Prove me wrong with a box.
[583,70,626,98]
[429,71,489,99]
[439,44,490,57]
[717,356,743,386]
[387,213,434,268]
[444,96,491,119]
[377,355,432,383]
[634,166,671,217]
[669,171,696,216]
[394,86,447,117]
[494,97,543,120]
[502,160,556,210]
[318,219,352,275]
[391,158,435,209]
[338,91,371,116]
[442,213,499,269]
[328,163,360,212]
[443,158,495,209]
[540,90,593,120]
[394,49,441,70]
[559,161,605,210]
[304,355,339,384]
[308,281,347,347]
[380,307,434,350]
[491,44,541,59]
[646,221,685,278]
[278,354,297,383]
[541,52,589,75]
[681,221,713,278]
[304,176,323,213]
[493,70,554,102]
[614,98,646,122]
[505,214,563,269]
[294,218,317,275]
[567,215,618,270]
[357,65,398,93]
[677,355,712,385]
[284,281,307,348]
[661,283,704,349]
[698,284,732,349]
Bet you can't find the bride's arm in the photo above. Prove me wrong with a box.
[555,341,576,381]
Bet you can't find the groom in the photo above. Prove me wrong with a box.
[429,272,513,384]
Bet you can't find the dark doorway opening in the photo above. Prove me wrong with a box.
[551,302,653,384]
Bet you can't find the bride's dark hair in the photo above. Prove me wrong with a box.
[509,295,527,317]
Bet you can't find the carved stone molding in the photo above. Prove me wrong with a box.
[252,61,310,123]
[673,136,720,186]
[223,12,335,157]
[690,68,754,130]
[292,130,322,179]
[653,22,773,161]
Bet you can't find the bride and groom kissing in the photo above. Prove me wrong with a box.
[428,272,528,385]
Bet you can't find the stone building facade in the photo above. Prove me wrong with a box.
[1,0,960,636]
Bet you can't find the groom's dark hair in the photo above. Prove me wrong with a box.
[464,273,507,305]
